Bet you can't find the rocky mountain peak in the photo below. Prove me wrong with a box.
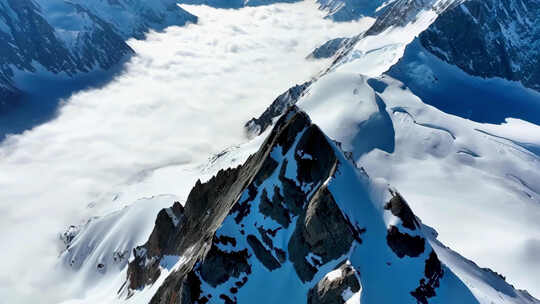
[419,0,540,91]
[121,106,481,303]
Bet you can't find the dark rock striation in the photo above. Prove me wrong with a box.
[419,0,540,91]
[308,37,351,59]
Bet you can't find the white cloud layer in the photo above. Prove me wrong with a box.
[0,3,372,303]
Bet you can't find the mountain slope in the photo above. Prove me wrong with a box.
[0,0,133,80]
[0,0,196,114]
[63,106,532,304]
[316,0,386,20]
[247,67,540,294]
[418,0,540,92]
[3,0,537,302]
[386,38,540,125]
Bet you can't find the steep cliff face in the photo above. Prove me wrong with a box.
[245,82,311,137]
[419,0,540,91]
[316,0,386,21]
[121,107,485,304]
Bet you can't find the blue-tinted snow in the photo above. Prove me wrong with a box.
[387,39,540,126]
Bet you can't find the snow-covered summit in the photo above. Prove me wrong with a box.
[62,106,539,303]
[123,106,482,303]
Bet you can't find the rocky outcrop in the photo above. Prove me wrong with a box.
[385,190,420,231]
[308,262,361,304]
[308,37,351,59]
[315,0,464,73]
[411,251,444,304]
[288,186,357,282]
[126,107,326,301]
[386,225,425,258]
[178,0,300,9]
[0,0,133,77]
[245,82,311,136]
[316,0,385,21]
[366,0,463,35]
[419,0,540,91]
[123,107,485,303]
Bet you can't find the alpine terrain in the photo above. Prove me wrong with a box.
[0,0,539,303]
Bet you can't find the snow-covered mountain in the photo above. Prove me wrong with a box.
[243,0,540,297]
[67,0,198,40]
[0,0,196,113]
[60,107,539,304]
[1,0,539,302]
[418,0,540,92]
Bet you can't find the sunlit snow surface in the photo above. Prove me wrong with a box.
[0,3,373,303]
[297,10,540,297]
[299,72,540,297]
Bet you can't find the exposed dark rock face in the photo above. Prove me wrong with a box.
[411,251,444,304]
[0,0,133,76]
[128,201,187,289]
[366,0,463,36]
[124,106,365,302]
[386,226,425,258]
[294,125,337,185]
[246,234,281,271]
[289,186,355,282]
[316,0,385,21]
[308,38,351,59]
[245,82,311,136]
[125,107,310,301]
[385,190,420,231]
[123,107,479,303]
[59,225,81,248]
[308,262,361,304]
[419,0,540,91]
[259,188,292,228]
[277,160,306,215]
[318,0,463,72]
[197,244,251,287]
[127,166,245,291]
